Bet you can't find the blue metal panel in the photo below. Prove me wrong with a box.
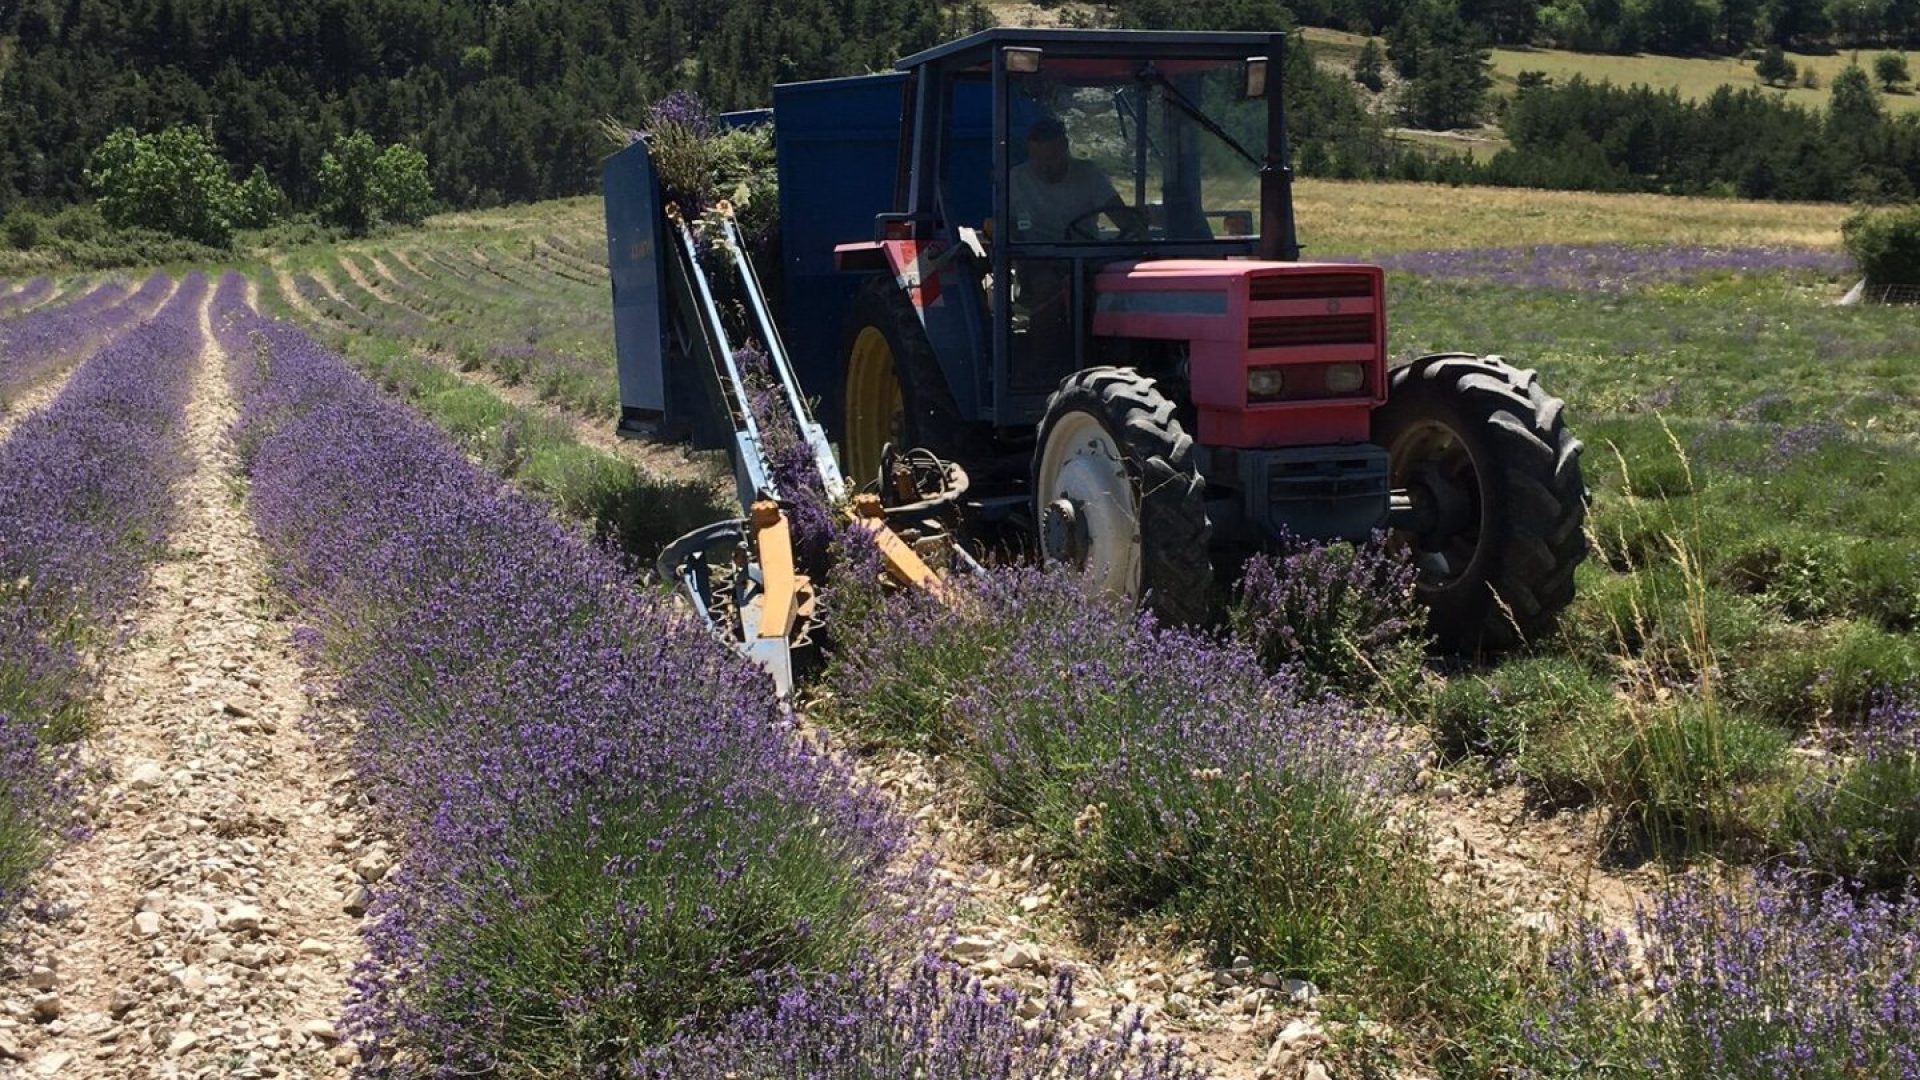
[603,141,669,426]
[773,72,908,434]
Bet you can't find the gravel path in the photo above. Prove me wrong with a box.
[0,287,370,1078]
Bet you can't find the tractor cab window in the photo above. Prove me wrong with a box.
[1006,59,1266,245]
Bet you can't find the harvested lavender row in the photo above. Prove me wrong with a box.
[0,273,174,405]
[214,274,913,1074]
[1341,244,1852,292]
[0,276,54,317]
[0,273,207,919]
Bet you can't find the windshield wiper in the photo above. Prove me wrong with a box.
[1139,69,1262,169]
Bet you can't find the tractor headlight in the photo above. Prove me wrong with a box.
[1247,367,1285,399]
[1325,363,1366,394]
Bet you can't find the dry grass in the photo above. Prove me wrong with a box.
[428,185,1845,259]
[1490,44,1920,114]
[1293,178,1849,253]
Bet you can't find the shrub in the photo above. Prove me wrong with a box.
[1781,693,1920,890]
[1875,51,1910,91]
[318,131,436,234]
[84,125,237,246]
[1755,44,1797,87]
[1732,620,1920,725]
[1841,202,1920,287]
[1228,534,1427,706]
[637,956,1204,1079]
[831,569,1521,1059]
[230,164,286,229]
[0,275,206,919]
[1428,655,1615,763]
[2,209,41,251]
[1520,870,1920,1077]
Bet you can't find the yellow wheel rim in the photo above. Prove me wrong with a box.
[844,326,904,485]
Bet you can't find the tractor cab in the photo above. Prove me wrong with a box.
[831,29,1299,475]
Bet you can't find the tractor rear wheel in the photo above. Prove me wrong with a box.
[1033,367,1213,624]
[1373,353,1587,654]
[838,282,972,486]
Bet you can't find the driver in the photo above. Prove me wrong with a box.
[1009,115,1145,242]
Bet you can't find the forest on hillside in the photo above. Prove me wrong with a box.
[0,0,982,212]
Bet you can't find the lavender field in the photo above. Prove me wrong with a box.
[0,183,1914,1079]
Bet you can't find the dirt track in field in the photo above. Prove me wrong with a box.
[0,288,369,1078]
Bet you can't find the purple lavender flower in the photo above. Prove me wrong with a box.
[1229,532,1426,701]
[644,89,715,139]
[635,953,1206,1079]
[1523,868,1920,1078]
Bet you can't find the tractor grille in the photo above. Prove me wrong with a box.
[1248,272,1374,303]
[1248,313,1374,350]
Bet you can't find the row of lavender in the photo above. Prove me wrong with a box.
[0,274,207,919]
[825,551,1919,1076]
[209,271,1191,1078]
[0,274,175,407]
[0,277,55,318]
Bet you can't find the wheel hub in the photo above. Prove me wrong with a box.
[1040,498,1090,566]
[1034,410,1141,599]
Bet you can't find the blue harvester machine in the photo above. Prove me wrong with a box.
[603,112,966,695]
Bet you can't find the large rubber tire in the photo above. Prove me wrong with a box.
[838,281,977,485]
[1033,367,1213,625]
[1373,353,1587,654]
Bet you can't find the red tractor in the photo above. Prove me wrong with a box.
[606,28,1586,656]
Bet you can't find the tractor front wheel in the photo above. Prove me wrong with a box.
[1374,353,1587,654]
[1033,367,1213,624]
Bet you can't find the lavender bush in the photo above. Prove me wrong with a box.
[0,273,204,917]
[1783,692,1920,890]
[1521,870,1920,1079]
[1228,533,1427,704]
[217,274,922,1075]
[636,955,1205,1080]
[827,569,1518,1054]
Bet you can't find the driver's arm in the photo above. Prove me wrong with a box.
[1101,195,1149,239]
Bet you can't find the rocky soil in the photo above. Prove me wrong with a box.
[0,291,372,1078]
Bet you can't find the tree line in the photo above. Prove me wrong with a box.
[1101,0,1920,53]
[0,0,962,216]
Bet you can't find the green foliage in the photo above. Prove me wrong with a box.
[1490,74,1920,201]
[1429,655,1616,763]
[1875,51,1912,89]
[1843,202,1920,285]
[318,132,435,234]
[2,208,39,251]
[1782,737,1920,890]
[1353,36,1388,91]
[1389,1,1494,129]
[230,164,286,229]
[0,0,945,213]
[1756,43,1798,85]
[372,144,434,225]
[84,125,237,247]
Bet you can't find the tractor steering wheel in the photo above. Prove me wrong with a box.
[1063,204,1148,243]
